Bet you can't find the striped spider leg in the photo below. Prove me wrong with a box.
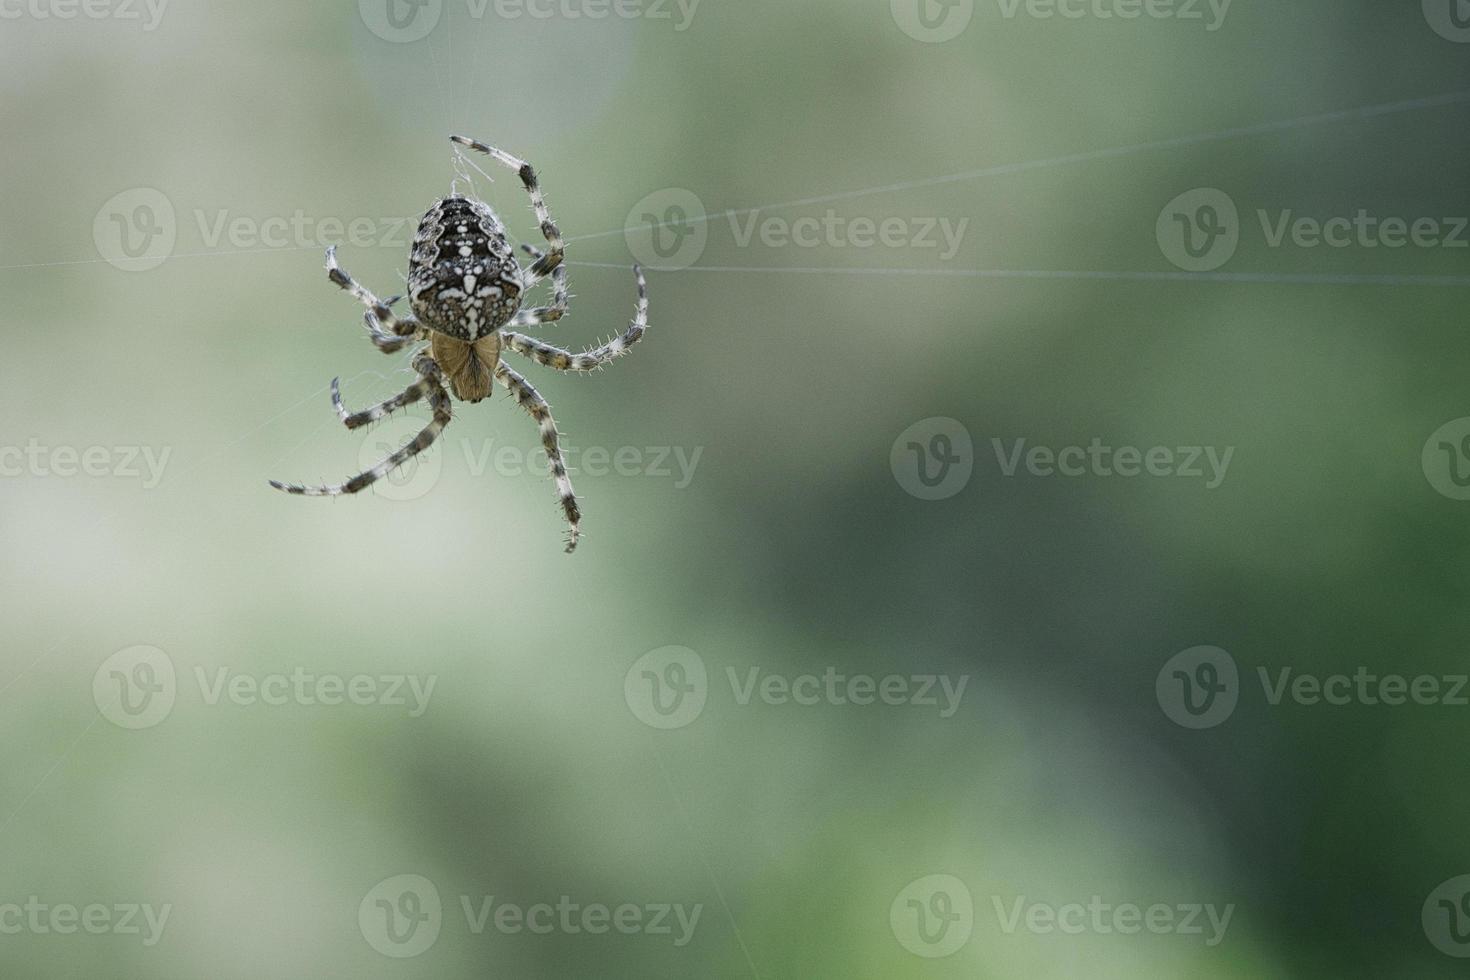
[325,245,426,352]
[501,263,647,372]
[449,134,564,285]
[509,242,569,328]
[496,361,580,552]
[269,352,452,497]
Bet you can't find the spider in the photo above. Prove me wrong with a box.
[269,135,649,553]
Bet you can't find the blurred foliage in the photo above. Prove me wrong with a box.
[1,0,1468,976]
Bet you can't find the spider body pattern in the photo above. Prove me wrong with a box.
[269,136,650,553]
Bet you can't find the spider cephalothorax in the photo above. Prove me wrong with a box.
[270,136,649,553]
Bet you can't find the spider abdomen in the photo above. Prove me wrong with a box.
[408,196,522,341]
[430,331,501,404]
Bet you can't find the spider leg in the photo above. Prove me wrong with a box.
[325,246,426,349]
[495,361,581,553]
[449,136,564,286]
[330,375,435,430]
[500,264,647,373]
[361,314,424,354]
[507,242,569,328]
[362,298,426,354]
[270,355,452,497]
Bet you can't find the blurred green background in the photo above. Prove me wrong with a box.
[3,0,1470,976]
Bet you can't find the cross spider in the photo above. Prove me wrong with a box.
[269,135,649,553]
